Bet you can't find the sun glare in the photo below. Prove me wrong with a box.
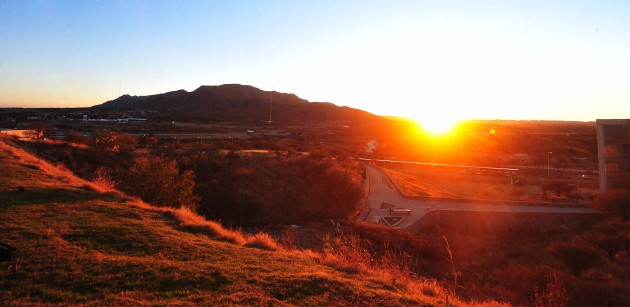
[415,116,459,135]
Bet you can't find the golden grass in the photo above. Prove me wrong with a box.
[0,135,275,251]
[127,200,279,250]
[171,207,248,245]
[0,135,115,194]
[0,135,508,305]
[382,166,536,201]
[132,196,486,305]
[245,232,279,251]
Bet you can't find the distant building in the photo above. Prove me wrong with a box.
[596,119,630,191]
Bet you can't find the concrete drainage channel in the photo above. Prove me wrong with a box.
[371,203,412,226]
[359,163,596,229]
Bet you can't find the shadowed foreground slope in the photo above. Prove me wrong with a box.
[0,136,473,306]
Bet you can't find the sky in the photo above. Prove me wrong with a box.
[1,0,630,124]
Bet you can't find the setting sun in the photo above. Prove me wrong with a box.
[415,116,459,135]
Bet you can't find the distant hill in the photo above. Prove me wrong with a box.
[93,84,386,126]
[98,94,150,108]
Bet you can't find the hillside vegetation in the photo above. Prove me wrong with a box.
[0,135,481,306]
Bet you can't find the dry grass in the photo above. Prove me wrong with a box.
[381,164,599,204]
[172,207,248,246]
[245,232,279,251]
[1,135,274,250]
[382,166,539,201]
[0,135,114,194]
[127,200,279,250]
[0,134,508,305]
[315,231,506,306]
[409,210,629,305]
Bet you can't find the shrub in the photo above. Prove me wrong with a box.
[594,189,630,221]
[547,242,597,276]
[193,155,364,225]
[565,191,582,203]
[64,129,88,144]
[92,130,137,162]
[27,121,54,139]
[542,181,573,198]
[92,166,117,191]
[594,234,624,260]
[510,187,527,200]
[533,271,569,307]
[120,156,200,210]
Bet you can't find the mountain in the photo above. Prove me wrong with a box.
[93,84,385,125]
[98,94,150,108]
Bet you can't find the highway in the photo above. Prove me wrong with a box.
[358,164,597,228]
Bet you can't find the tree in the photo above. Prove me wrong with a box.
[28,121,54,139]
[565,191,583,203]
[120,156,200,210]
[92,130,137,162]
[64,129,88,144]
[547,242,597,276]
[594,189,630,221]
[542,181,573,198]
[510,187,527,200]
[594,234,624,261]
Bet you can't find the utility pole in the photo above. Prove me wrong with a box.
[547,151,552,177]
[268,87,273,123]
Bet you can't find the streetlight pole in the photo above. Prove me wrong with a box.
[547,151,552,177]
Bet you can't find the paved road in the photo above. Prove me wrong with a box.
[358,164,597,228]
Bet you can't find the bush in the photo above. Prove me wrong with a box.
[120,156,200,210]
[534,271,569,307]
[594,189,630,221]
[542,181,573,198]
[92,130,137,162]
[27,121,54,139]
[193,155,364,225]
[510,187,527,200]
[547,242,597,276]
[594,234,624,260]
[64,129,88,144]
[93,166,117,191]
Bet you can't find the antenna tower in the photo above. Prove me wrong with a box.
[268,84,273,123]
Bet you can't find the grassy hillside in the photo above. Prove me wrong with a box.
[0,135,479,306]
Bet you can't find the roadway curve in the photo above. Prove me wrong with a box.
[358,164,597,228]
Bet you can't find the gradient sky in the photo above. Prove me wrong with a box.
[1,0,629,123]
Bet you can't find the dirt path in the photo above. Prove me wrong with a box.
[358,164,597,228]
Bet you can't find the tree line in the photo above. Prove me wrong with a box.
[28,130,365,226]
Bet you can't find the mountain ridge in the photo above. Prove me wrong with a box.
[93,84,386,125]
